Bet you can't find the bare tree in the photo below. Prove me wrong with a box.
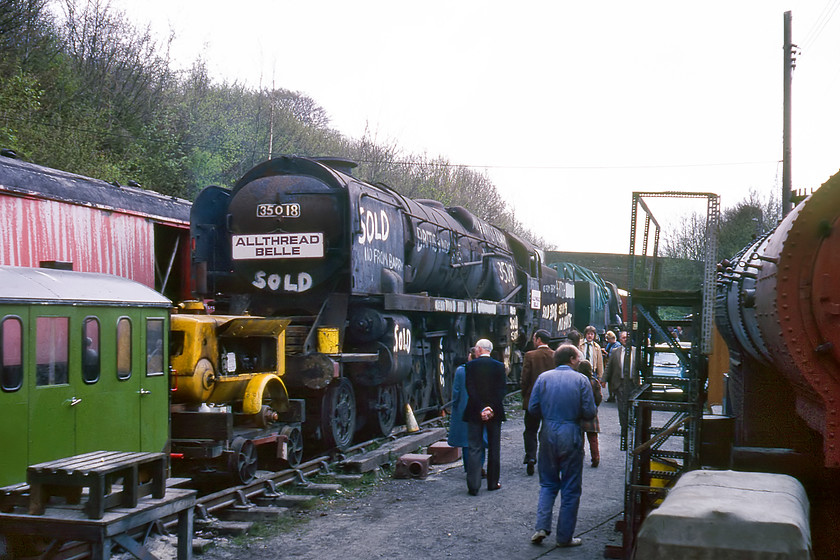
[662,189,781,262]
[0,0,50,63]
[59,0,172,126]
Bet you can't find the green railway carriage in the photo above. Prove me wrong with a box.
[0,266,171,486]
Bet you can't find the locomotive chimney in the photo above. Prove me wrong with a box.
[312,157,357,176]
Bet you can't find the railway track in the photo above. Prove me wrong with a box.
[159,417,448,542]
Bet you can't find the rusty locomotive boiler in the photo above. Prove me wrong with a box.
[191,155,574,450]
[716,170,840,470]
[715,169,840,558]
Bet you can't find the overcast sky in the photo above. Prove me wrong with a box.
[108,0,840,254]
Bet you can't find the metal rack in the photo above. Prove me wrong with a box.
[609,192,718,559]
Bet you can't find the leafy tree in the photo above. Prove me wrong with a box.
[0,0,551,248]
[717,191,780,258]
[0,70,42,150]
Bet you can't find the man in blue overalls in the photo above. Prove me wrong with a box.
[528,344,596,548]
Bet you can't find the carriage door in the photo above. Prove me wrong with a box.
[76,315,144,451]
[0,314,28,485]
[74,315,133,451]
[140,317,169,451]
[28,313,76,465]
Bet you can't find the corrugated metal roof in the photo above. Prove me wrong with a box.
[0,266,171,307]
[0,156,190,225]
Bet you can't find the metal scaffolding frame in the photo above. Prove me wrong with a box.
[626,192,719,354]
[609,192,719,559]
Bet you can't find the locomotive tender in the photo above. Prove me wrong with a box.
[192,155,575,450]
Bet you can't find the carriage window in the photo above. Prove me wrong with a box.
[36,317,69,386]
[1,316,23,391]
[82,317,100,383]
[116,318,132,380]
[146,319,164,376]
[169,329,185,358]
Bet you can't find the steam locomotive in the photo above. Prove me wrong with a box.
[0,153,624,485]
[191,155,588,451]
[715,168,840,557]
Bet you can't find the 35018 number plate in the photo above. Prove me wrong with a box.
[257,203,301,217]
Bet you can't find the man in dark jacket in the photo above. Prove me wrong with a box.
[520,329,555,475]
[463,338,506,495]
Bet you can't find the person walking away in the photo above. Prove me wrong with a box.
[528,344,596,548]
[463,338,506,496]
[577,359,603,467]
[448,348,486,474]
[520,329,555,476]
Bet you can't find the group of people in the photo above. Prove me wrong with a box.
[447,327,639,549]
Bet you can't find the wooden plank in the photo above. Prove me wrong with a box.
[251,494,316,509]
[340,428,447,473]
[216,506,290,522]
[27,451,115,471]
[112,533,157,560]
[293,483,341,495]
[194,519,252,536]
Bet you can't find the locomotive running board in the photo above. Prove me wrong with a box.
[383,293,514,315]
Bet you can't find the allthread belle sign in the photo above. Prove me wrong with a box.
[232,233,324,259]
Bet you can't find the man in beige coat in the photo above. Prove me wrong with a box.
[579,326,604,383]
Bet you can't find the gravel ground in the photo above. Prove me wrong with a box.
[198,399,628,560]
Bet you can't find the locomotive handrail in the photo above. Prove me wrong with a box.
[449,252,507,268]
[500,284,522,303]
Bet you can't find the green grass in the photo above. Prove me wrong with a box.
[225,469,387,546]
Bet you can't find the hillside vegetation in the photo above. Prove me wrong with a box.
[0,0,546,246]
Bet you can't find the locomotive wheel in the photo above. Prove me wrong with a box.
[280,425,304,468]
[321,378,356,450]
[229,437,258,484]
[404,339,435,417]
[371,384,398,436]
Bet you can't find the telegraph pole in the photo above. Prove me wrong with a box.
[782,11,793,216]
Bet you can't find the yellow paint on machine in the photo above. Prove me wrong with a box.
[317,327,340,354]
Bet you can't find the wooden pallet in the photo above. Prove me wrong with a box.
[27,451,167,519]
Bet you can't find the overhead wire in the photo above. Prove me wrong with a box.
[799,0,840,53]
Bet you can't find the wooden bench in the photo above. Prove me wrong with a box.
[0,482,30,512]
[27,451,167,519]
[0,487,195,560]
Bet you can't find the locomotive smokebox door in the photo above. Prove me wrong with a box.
[226,172,347,302]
